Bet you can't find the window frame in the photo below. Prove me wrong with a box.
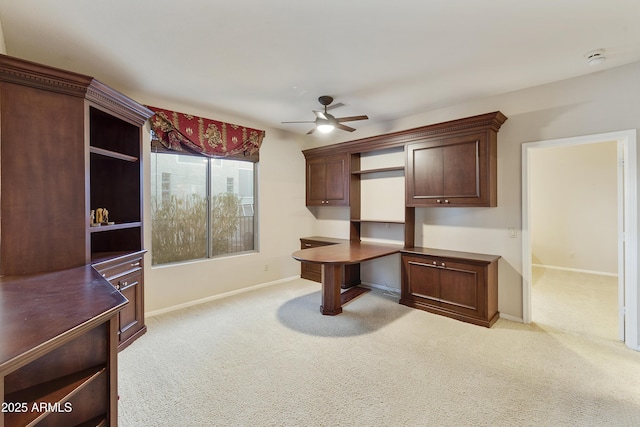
[151,142,259,266]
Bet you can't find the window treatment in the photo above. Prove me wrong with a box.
[148,105,265,162]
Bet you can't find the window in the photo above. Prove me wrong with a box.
[151,151,257,265]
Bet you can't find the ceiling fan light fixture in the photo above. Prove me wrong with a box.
[316,122,335,133]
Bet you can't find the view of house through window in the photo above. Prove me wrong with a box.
[151,151,256,265]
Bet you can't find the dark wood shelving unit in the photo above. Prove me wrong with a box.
[351,166,405,175]
[0,53,153,426]
[90,145,139,162]
[89,222,143,232]
[350,219,405,224]
[301,112,507,326]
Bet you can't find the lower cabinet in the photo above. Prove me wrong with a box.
[93,251,147,350]
[400,248,500,327]
[300,237,360,288]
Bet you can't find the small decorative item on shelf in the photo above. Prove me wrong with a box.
[91,208,115,226]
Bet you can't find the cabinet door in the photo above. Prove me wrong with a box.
[306,158,328,205]
[324,156,349,204]
[442,140,479,199]
[116,270,143,343]
[406,132,493,207]
[408,144,444,200]
[403,255,441,304]
[438,260,485,318]
[305,155,349,206]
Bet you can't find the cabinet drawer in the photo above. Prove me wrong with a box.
[93,252,144,283]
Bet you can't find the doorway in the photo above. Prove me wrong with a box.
[522,130,638,351]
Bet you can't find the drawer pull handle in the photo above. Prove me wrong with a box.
[131,262,140,267]
[305,244,312,247]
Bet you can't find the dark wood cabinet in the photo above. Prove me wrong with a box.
[300,237,360,288]
[0,54,153,426]
[400,248,500,327]
[299,112,507,326]
[305,154,350,206]
[93,251,147,351]
[406,132,496,207]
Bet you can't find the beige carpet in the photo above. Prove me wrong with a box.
[119,277,640,426]
[532,266,619,341]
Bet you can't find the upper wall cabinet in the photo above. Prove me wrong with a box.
[406,132,494,207]
[302,111,507,214]
[305,153,350,206]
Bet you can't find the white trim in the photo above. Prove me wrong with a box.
[360,281,401,296]
[145,275,300,317]
[522,129,638,351]
[531,264,618,278]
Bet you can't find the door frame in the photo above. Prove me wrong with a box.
[521,129,638,351]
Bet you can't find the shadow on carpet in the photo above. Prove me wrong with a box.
[277,288,410,337]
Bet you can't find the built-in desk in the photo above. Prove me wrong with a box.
[292,242,401,315]
[0,266,127,426]
[293,240,500,327]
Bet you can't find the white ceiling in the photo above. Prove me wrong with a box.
[1,0,639,135]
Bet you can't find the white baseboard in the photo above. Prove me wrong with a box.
[532,264,617,278]
[146,275,300,318]
[360,281,401,297]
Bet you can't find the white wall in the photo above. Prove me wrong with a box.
[310,60,640,320]
[0,16,7,54]
[530,142,618,274]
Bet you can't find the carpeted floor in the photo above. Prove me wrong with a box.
[118,275,640,426]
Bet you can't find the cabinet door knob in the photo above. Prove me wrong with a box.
[436,199,442,203]
[441,262,446,267]
[432,261,437,265]
[444,200,450,204]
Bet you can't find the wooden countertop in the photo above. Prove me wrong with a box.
[292,241,402,265]
[0,265,128,374]
[401,247,501,263]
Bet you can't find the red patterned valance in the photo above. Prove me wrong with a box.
[148,106,265,162]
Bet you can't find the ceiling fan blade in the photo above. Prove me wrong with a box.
[336,123,356,132]
[326,102,345,111]
[313,110,328,120]
[336,115,369,123]
[281,120,315,124]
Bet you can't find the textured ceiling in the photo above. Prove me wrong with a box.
[1,0,639,135]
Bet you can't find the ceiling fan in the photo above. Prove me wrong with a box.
[282,96,369,134]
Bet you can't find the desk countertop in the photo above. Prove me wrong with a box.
[0,265,127,373]
[292,241,402,265]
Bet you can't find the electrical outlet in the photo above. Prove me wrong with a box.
[508,228,518,238]
[264,264,269,271]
